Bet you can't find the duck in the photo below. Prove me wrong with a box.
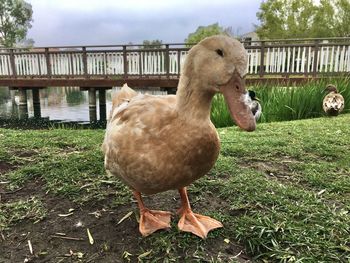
[248,90,262,121]
[102,35,256,239]
[323,84,344,116]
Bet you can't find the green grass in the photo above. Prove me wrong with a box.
[211,78,350,127]
[0,197,47,231]
[210,115,350,261]
[1,115,350,261]
[0,129,129,203]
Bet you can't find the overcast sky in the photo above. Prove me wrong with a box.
[26,0,261,47]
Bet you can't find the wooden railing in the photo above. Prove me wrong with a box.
[0,38,349,80]
[0,44,190,78]
[244,38,350,77]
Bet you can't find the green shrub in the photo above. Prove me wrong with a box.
[211,78,350,127]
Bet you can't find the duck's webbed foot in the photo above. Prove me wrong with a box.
[177,187,223,239]
[178,210,223,239]
[133,191,171,237]
[139,209,171,236]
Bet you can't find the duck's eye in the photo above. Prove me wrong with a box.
[216,49,224,57]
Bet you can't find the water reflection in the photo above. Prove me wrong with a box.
[0,86,167,123]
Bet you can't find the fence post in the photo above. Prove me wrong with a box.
[165,44,170,78]
[82,47,88,78]
[36,54,42,76]
[138,50,142,77]
[45,48,51,77]
[9,49,17,78]
[312,40,320,78]
[259,41,265,78]
[123,45,128,79]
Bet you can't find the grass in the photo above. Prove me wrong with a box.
[211,78,350,127]
[1,114,350,261]
[0,197,47,231]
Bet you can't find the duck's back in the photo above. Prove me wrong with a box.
[103,94,220,194]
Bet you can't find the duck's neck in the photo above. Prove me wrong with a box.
[175,77,215,121]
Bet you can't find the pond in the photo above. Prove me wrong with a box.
[0,86,167,124]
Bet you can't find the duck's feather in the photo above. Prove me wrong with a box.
[103,93,219,195]
[323,92,344,116]
[102,35,254,197]
[250,101,262,121]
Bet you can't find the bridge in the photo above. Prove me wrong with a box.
[1,37,349,87]
[1,37,349,122]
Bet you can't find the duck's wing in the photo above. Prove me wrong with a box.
[102,94,177,155]
[110,94,176,125]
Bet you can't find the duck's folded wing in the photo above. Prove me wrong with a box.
[102,94,177,154]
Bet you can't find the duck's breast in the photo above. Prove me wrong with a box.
[103,96,220,194]
[323,93,344,114]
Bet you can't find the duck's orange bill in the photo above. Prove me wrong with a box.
[220,72,256,132]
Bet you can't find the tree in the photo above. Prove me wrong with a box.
[141,39,163,49]
[335,0,350,37]
[16,37,34,48]
[0,0,33,47]
[310,0,335,38]
[255,0,350,39]
[185,23,226,45]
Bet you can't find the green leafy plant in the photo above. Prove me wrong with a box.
[211,78,350,127]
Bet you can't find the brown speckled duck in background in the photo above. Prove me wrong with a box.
[102,35,256,239]
[323,84,344,116]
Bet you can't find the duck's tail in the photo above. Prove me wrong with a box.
[103,83,138,155]
[107,83,138,122]
[112,83,138,108]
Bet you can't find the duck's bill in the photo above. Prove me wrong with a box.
[220,73,256,132]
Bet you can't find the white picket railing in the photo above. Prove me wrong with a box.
[246,44,350,75]
[0,42,349,77]
[0,54,12,75]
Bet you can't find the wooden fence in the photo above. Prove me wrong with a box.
[0,37,349,80]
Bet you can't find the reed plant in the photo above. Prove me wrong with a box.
[211,78,350,127]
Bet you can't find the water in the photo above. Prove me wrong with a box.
[0,86,167,123]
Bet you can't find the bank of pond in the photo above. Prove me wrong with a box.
[0,78,349,129]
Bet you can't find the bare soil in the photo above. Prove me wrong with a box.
[237,156,301,183]
[0,178,251,263]
[0,161,15,176]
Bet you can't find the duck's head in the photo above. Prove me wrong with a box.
[324,84,338,94]
[182,35,256,132]
[248,90,260,102]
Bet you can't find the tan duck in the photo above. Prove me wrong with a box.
[102,35,256,239]
[323,84,344,116]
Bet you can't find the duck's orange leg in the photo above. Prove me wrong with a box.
[133,191,171,237]
[177,187,223,239]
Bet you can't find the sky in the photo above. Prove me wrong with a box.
[26,0,261,47]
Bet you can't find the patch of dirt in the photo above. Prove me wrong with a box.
[0,161,15,175]
[238,156,301,183]
[0,182,251,263]
[0,149,38,177]
[11,149,38,158]
[0,178,44,202]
